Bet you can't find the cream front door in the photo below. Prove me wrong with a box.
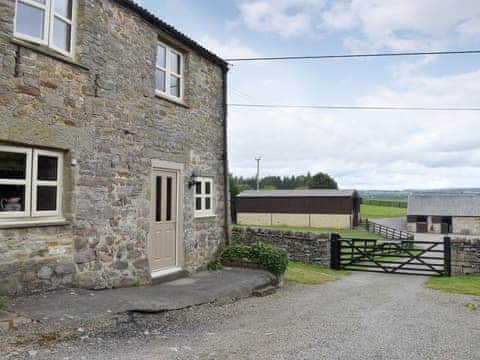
[149,169,178,271]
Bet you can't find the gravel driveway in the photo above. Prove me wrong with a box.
[9,272,480,360]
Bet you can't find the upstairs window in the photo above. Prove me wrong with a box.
[156,42,183,101]
[0,145,63,222]
[14,0,76,57]
[194,177,214,218]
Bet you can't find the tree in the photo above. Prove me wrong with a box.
[308,172,338,189]
[229,174,251,222]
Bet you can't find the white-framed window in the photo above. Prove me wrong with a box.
[194,177,214,218]
[14,0,77,57]
[0,145,63,222]
[155,41,184,101]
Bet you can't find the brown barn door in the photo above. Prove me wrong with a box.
[416,222,428,233]
[149,170,177,271]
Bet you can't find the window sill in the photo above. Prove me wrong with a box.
[9,37,89,72]
[0,218,70,230]
[154,91,189,108]
[194,214,217,220]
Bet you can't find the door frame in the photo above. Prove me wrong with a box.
[149,159,185,277]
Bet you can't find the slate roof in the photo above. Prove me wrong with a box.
[237,189,359,198]
[114,0,228,69]
[407,194,480,217]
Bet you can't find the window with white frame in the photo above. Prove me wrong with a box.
[0,146,63,222]
[155,42,183,100]
[194,177,214,217]
[14,0,76,56]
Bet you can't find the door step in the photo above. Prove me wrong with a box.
[252,285,277,297]
[151,269,189,285]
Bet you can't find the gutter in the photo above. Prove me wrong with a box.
[223,67,231,244]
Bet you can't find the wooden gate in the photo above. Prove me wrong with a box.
[330,234,451,277]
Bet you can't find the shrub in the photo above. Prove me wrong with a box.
[0,297,6,309]
[207,259,222,272]
[222,242,288,277]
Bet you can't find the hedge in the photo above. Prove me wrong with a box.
[361,199,408,208]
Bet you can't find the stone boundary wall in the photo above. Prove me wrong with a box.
[451,238,480,275]
[231,227,330,266]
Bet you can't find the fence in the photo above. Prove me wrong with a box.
[364,219,413,240]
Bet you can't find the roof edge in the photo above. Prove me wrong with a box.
[114,0,229,70]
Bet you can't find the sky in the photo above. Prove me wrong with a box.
[135,0,480,190]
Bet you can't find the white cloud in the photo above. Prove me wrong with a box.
[198,35,261,59]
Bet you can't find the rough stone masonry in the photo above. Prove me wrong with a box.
[0,0,228,295]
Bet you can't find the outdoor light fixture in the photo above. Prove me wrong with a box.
[188,172,199,189]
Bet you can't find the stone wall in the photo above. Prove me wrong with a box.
[0,0,227,295]
[232,227,330,266]
[453,217,480,236]
[451,238,480,275]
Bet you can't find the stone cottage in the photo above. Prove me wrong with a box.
[0,0,229,295]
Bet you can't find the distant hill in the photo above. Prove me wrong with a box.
[359,188,480,201]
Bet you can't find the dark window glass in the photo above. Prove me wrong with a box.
[166,177,172,221]
[37,155,58,181]
[170,52,181,75]
[205,197,211,210]
[36,186,57,211]
[157,45,166,67]
[155,176,162,222]
[195,197,202,210]
[0,151,26,179]
[195,182,202,195]
[156,69,166,92]
[170,75,180,97]
[0,185,25,212]
[205,182,211,195]
[53,17,71,52]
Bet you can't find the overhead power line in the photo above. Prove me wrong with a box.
[228,103,480,112]
[225,49,480,62]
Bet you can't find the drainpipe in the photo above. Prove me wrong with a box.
[222,66,231,244]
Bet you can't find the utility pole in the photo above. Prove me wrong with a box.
[255,157,261,190]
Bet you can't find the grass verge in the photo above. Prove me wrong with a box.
[285,261,349,285]
[425,275,480,297]
[361,204,407,219]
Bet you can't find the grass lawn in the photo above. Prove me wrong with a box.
[425,275,480,297]
[235,224,381,240]
[285,261,349,285]
[361,204,407,219]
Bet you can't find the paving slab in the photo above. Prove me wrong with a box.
[6,267,275,323]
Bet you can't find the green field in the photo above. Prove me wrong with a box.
[426,275,480,297]
[361,204,407,219]
[285,261,349,285]
[235,224,381,240]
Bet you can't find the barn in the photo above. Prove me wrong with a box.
[407,194,480,235]
[235,189,361,229]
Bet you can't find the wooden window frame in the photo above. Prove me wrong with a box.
[0,145,64,224]
[155,41,184,102]
[14,0,77,58]
[194,177,214,218]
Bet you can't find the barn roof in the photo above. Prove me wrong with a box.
[407,194,480,217]
[237,189,358,198]
[113,0,228,69]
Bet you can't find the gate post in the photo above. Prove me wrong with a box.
[330,233,341,270]
[444,236,451,277]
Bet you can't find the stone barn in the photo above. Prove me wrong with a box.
[0,0,229,295]
[235,190,361,229]
[407,194,480,235]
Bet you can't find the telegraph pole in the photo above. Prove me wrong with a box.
[255,157,261,190]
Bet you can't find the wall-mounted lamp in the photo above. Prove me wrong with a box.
[188,172,199,189]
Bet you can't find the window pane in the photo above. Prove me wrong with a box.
[32,0,46,4]
[0,185,25,212]
[36,186,57,211]
[0,151,26,179]
[205,197,211,210]
[170,75,180,97]
[155,176,162,222]
[195,197,202,211]
[38,155,58,181]
[166,177,172,221]
[157,45,166,67]
[55,0,72,19]
[156,69,165,92]
[205,182,211,195]
[53,17,72,52]
[16,2,45,40]
[170,52,181,75]
[195,182,202,195]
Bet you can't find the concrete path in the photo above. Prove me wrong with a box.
[373,217,408,231]
[5,267,275,323]
[8,272,480,360]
